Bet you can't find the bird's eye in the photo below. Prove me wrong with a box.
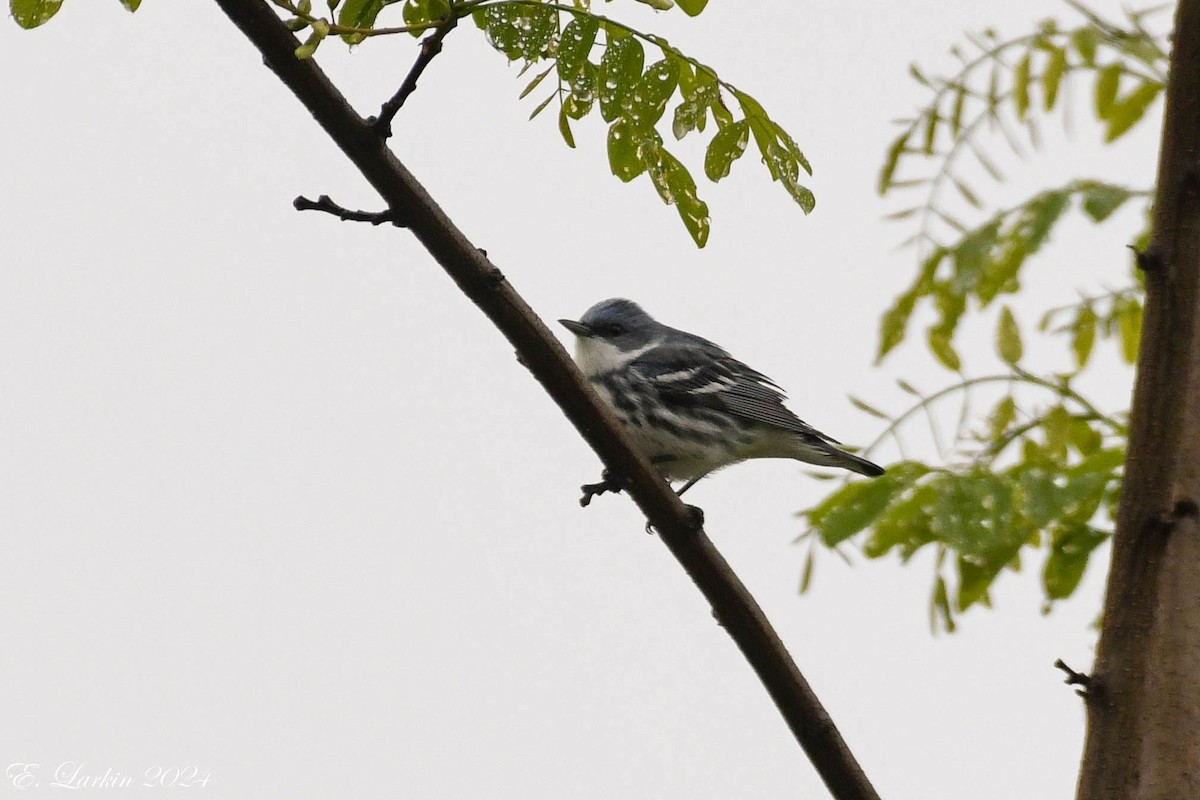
[606,323,626,336]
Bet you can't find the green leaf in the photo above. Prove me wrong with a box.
[1017,468,1060,528]
[997,305,1023,365]
[634,0,674,8]
[520,65,554,99]
[607,119,644,182]
[736,104,815,213]
[934,474,1023,563]
[921,110,939,155]
[807,467,925,546]
[799,549,815,593]
[295,22,329,59]
[1016,190,1071,253]
[641,135,671,201]
[599,35,645,122]
[338,0,384,41]
[879,130,913,195]
[988,395,1018,440]
[1042,46,1067,109]
[121,0,142,11]
[1072,26,1099,65]
[952,176,982,208]
[704,119,749,181]
[1081,182,1133,222]
[928,328,962,371]
[1042,405,1072,461]
[849,395,890,420]
[1105,82,1163,142]
[663,155,711,247]
[864,481,936,559]
[878,293,917,363]
[1094,63,1122,120]
[932,575,957,633]
[737,92,777,169]
[952,220,1000,293]
[628,59,680,130]
[1043,524,1109,600]
[476,4,557,61]
[676,0,708,14]
[558,106,577,149]
[1013,51,1032,120]
[1073,304,1097,368]
[564,62,598,119]
[777,160,817,214]
[528,91,555,120]
[1068,417,1103,457]
[877,248,946,362]
[672,78,720,139]
[949,85,966,139]
[957,556,999,611]
[639,143,710,246]
[403,0,451,36]
[557,15,600,82]
[11,0,64,27]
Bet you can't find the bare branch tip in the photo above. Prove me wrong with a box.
[372,22,457,140]
[1132,244,1162,272]
[1054,658,1094,698]
[293,193,404,227]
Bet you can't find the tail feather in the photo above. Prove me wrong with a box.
[833,449,885,477]
[794,441,885,477]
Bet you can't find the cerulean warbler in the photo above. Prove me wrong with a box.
[560,298,884,497]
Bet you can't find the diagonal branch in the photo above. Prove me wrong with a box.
[211,3,881,799]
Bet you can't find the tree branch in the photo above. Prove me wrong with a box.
[369,19,458,139]
[1077,2,1200,797]
[211,2,881,798]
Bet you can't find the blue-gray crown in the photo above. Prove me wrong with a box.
[559,298,662,349]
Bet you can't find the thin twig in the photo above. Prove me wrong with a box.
[1054,657,1094,697]
[371,19,459,139]
[293,194,404,225]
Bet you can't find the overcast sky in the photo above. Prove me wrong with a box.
[1,2,1160,798]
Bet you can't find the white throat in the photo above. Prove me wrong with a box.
[574,337,657,377]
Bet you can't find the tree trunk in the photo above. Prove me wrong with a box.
[1077,3,1200,798]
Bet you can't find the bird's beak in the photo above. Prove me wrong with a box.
[558,318,594,338]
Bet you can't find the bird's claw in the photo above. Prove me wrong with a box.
[644,503,705,535]
[579,469,627,507]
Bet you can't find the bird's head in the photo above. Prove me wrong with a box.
[559,298,661,376]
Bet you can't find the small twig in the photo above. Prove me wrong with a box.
[1054,658,1095,697]
[1133,243,1163,272]
[371,19,459,139]
[293,194,405,226]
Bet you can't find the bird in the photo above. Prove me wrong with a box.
[559,298,884,498]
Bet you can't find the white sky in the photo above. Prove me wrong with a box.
[1,1,1161,798]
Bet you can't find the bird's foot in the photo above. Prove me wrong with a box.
[579,469,627,507]
[643,503,705,535]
